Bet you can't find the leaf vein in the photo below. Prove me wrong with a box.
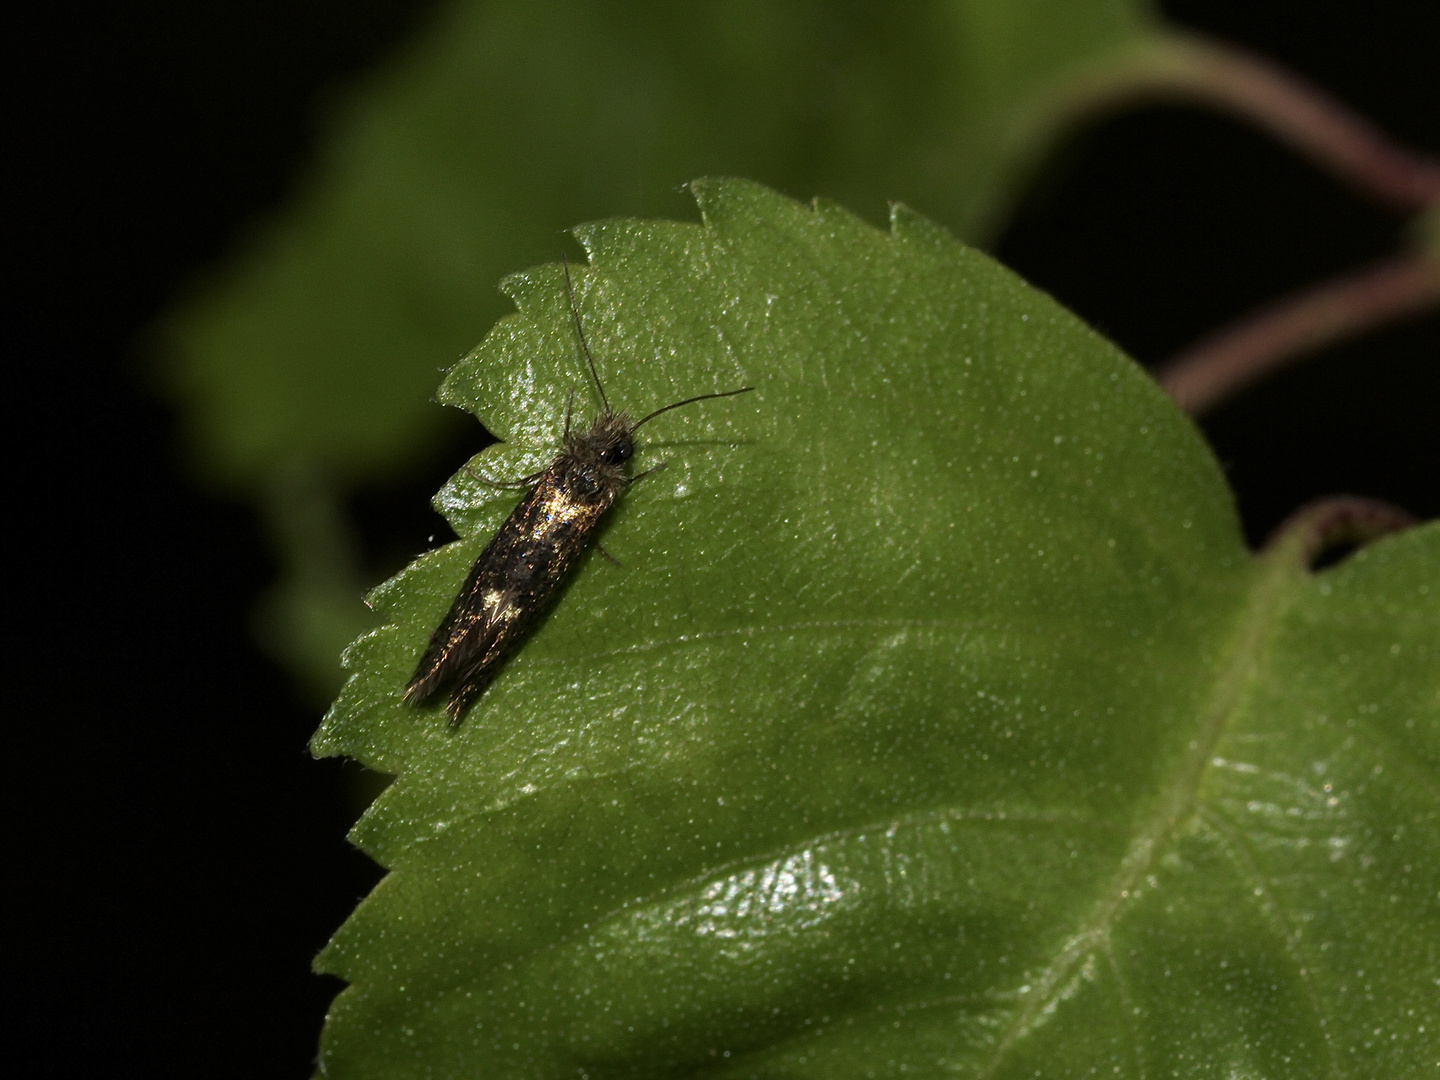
[1197,806,1342,1079]
[973,555,1296,1076]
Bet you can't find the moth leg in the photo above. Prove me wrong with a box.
[626,460,669,485]
[463,464,544,490]
[595,543,623,567]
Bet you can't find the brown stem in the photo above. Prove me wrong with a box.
[1153,253,1440,416]
[1148,36,1440,213]
[1030,34,1440,214]
[1262,496,1416,568]
[987,35,1440,419]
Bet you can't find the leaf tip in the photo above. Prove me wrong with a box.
[890,201,959,249]
[687,176,805,231]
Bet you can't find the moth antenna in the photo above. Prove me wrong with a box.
[562,254,611,415]
[632,386,755,431]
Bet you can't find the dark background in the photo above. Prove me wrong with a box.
[8,2,1437,1076]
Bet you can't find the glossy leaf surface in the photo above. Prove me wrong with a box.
[313,179,1439,1077]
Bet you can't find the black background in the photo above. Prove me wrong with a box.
[8,2,1437,1077]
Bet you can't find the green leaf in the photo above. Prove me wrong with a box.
[155,0,1161,690]
[312,179,1440,1077]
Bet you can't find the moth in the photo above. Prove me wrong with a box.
[403,261,753,724]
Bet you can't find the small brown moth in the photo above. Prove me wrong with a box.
[403,261,752,723]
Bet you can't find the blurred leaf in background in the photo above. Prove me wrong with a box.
[155,0,1164,696]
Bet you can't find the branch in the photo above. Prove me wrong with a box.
[1263,496,1416,568]
[1026,33,1440,214]
[989,33,1440,414]
[1153,253,1440,416]
[1146,35,1440,213]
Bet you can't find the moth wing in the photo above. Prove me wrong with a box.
[402,563,511,706]
[443,586,543,718]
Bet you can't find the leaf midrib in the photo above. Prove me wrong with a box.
[975,548,1300,1076]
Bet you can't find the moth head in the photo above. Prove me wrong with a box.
[569,412,637,475]
[599,436,634,467]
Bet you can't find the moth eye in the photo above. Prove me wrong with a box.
[603,439,634,466]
